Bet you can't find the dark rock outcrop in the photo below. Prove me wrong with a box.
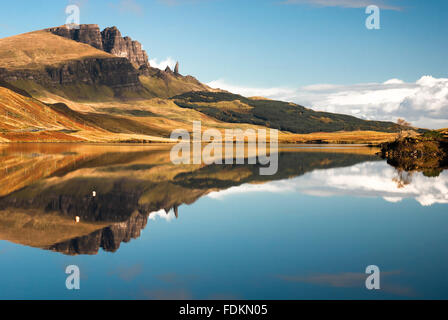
[0,57,143,94]
[1,25,148,97]
[380,136,448,175]
[174,62,179,75]
[101,27,150,69]
[47,24,104,50]
[39,25,155,96]
[47,211,149,255]
[47,25,150,69]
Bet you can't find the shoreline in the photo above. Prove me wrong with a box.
[0,141,379,146]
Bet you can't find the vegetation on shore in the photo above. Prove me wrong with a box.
[380,130,448,176]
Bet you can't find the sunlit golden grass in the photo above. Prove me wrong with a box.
[278,131,399,144]
[0,31,112,70]
[0,85,399,144]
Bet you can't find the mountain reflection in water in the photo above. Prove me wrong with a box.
[0,143,445,256]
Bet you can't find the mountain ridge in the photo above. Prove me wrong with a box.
[47,24,151,70]
[0,24,412,143]
[0,26,214,101]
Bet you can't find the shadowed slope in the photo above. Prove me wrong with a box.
[0,85,174,142]
[0,86,95,141]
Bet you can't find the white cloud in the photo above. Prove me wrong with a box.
[208,79,297,99]
[148,209,176,221]
[300,162,448,206]
[207,76,448,129]
[208,182,292,200]
[282,0,403,11]
[149,57,177,71]
[207,161,448,207]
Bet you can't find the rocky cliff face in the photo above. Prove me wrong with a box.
[0,24,213,101]
[47,211,149,255]
[0,25,147,100]
[0,57,143,94]
[101,27,150,69]
[47,25,150,69]
[47,24,104,50]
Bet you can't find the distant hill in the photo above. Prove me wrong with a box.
[173,91,402,134]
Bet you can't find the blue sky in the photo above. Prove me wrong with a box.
[0,0,447,128]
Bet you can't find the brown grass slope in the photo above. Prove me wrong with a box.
[0,84,174,142]
[0,81,400,144]
[0,86,95,142]
[0,31,113,70]
[139,68,216,99]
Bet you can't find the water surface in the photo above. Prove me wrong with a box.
[0,144,447,299]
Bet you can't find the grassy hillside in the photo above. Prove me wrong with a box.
[0,31,113,70]
[0,86,94,138]
[48,102,169,137]
[6,69,215,103]
[140,72,212,99]
[172,91,403,134]
[0,84,175,143]
[0,80,400,143]
[8,80,121,102]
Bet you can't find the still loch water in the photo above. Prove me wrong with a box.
[0,144,447,299]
